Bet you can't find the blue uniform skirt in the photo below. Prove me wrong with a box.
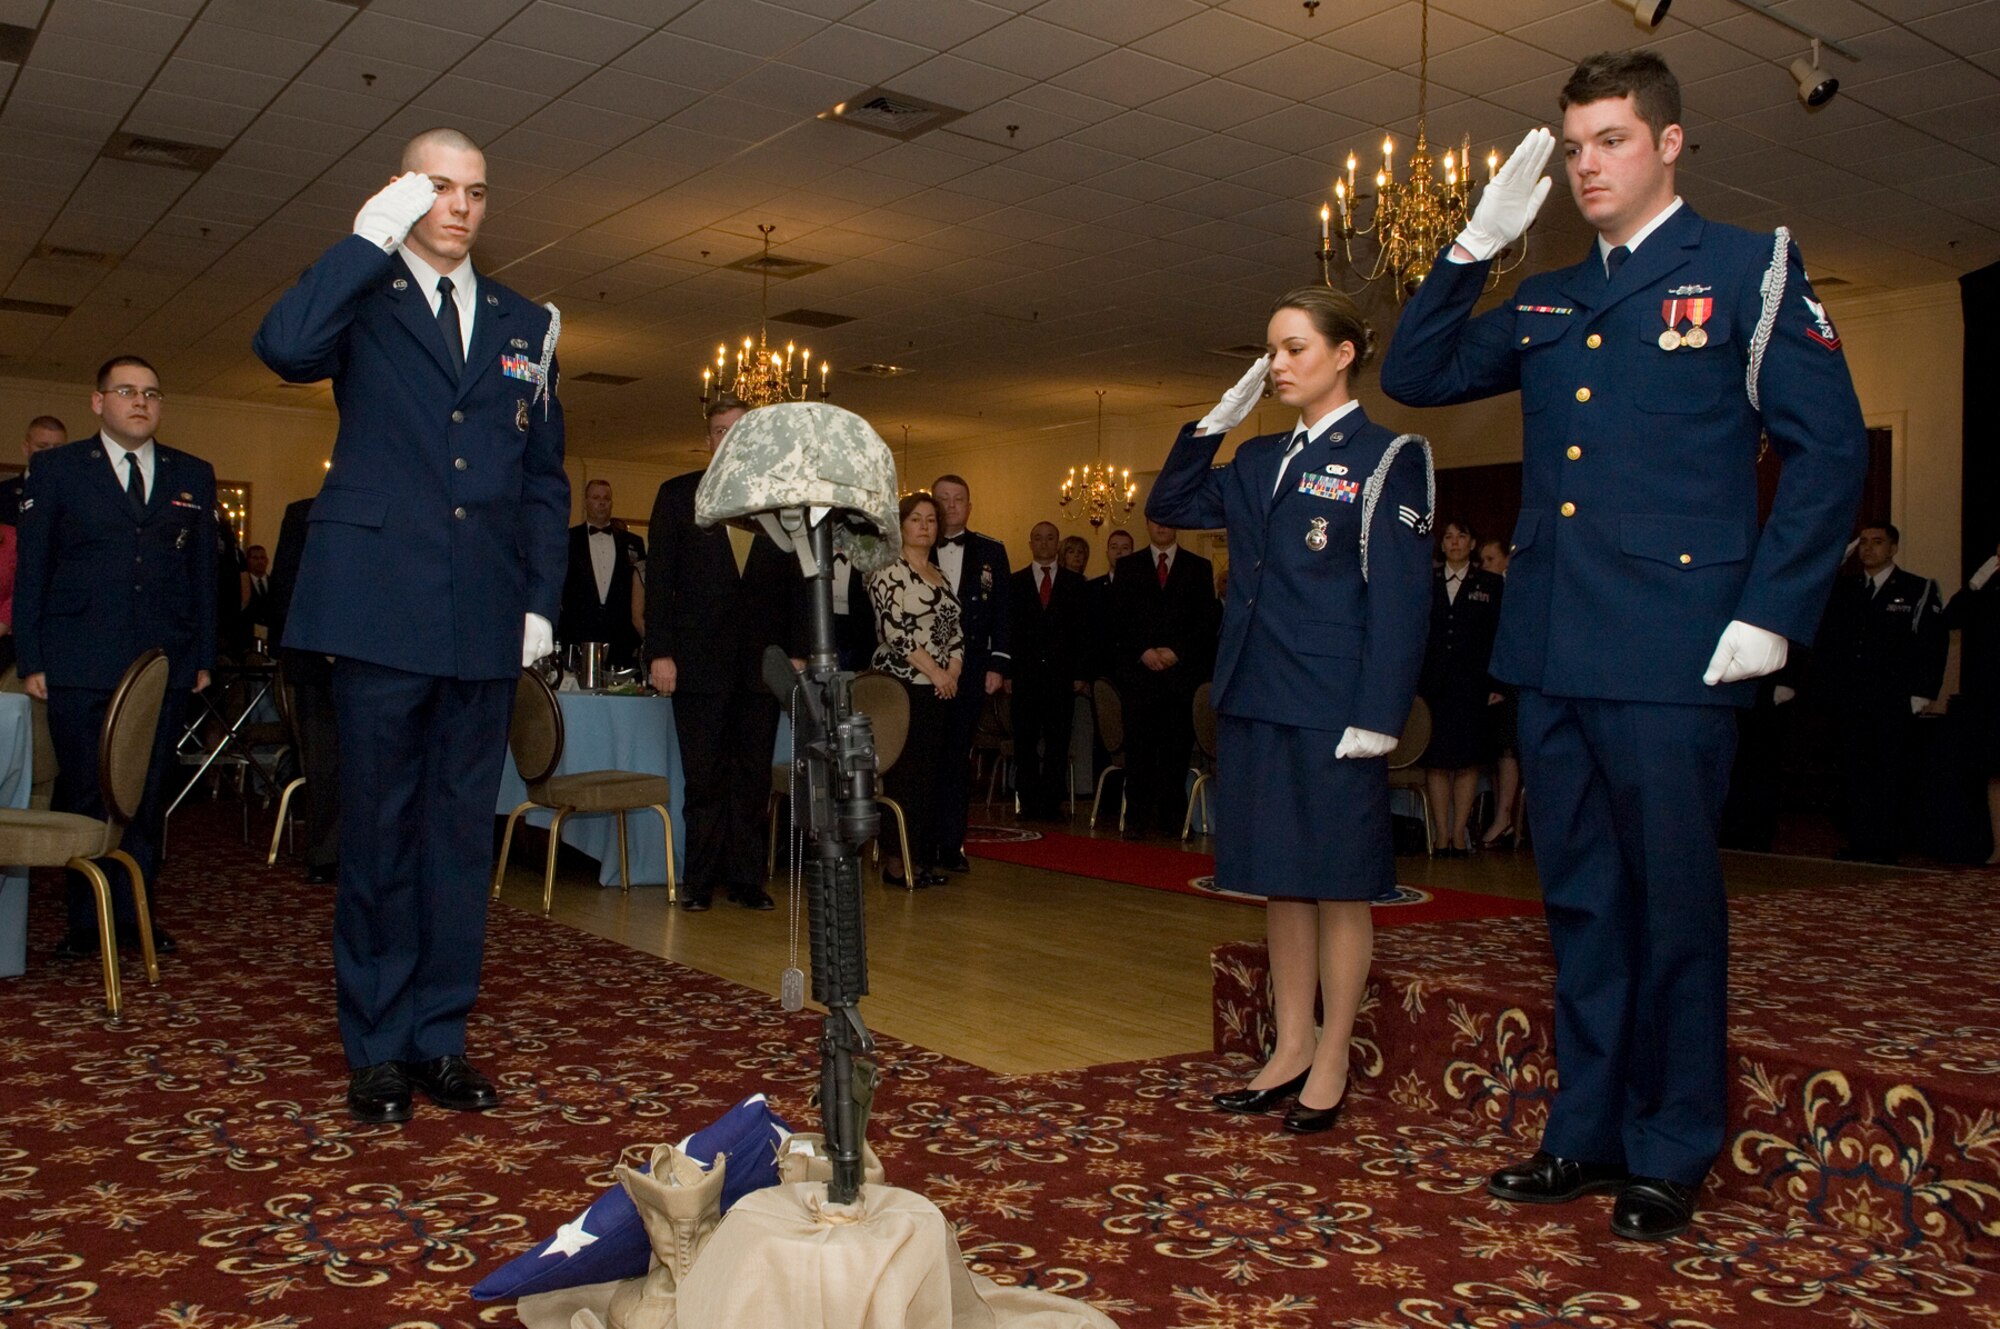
[1214,713,1397,902]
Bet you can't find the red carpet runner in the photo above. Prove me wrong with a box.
[966,823,1543,924]
[0,806,1988,1326]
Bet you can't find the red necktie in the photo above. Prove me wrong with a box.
[1157,551,1169,588]
[1039,566,1052,607]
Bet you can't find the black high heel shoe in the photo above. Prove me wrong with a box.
[1282,1090,1347,1134]
[1211,1067,1309,1114]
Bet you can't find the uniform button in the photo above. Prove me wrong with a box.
[453,506,467,520]
[1586,333,1602,349]
[451,410,465,424]
[1574,386,1591,402]
[1679,553,1693,565]
[1520,335,1530,345]
[1566,445,1582,461]
[1560,501,1577,517]
[454,457,468,471]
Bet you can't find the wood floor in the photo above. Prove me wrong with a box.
[497,813,1913,1076]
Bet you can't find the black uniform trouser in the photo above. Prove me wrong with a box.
[291,668,342,871]
[1010,673,1075,817]
[1118,671,1196,834]
[672,685,779,897]
[1840,694,1917,860]
[935,674,988,857]
[51,684,181,932]
[884,679,953,867]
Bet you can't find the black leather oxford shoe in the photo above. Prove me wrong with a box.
[347,1062,413,1124]
[404,1054,499,1111]
[1611,1176,1697,1241]
[1487,1151,1629,1204]
[1211,1067,1308,1114]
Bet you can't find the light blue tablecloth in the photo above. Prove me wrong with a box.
[494,692,683,887]
[0,694,35,977]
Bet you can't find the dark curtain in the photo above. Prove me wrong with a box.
[1963,262,1998,582]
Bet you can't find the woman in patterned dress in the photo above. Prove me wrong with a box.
[868,490,964,888]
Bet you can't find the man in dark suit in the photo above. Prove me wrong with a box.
[645,395,802,913]
[1381,52,1866,1239]
[559,478,646,669]
[15,356,216,958]
[0,415,65,526]
[1086,528,1135,682]
[928,474,1010,871]
[267,495,340,885]
[1109,519,1217,838]
[1815,523,1948,863]
[830,547,875,671]
[243,544,274,644]
[254,127,569,1125]
[1008,521,1090,821]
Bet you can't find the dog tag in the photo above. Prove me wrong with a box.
[780,966,805,1011]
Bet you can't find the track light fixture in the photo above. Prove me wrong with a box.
[1791,39,1839,108]
[1616,0,1671,30]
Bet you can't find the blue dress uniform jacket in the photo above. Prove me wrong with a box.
[253,234,569,682]
[1380,207,1867,707]
[932,531,1012,681]
[14,437,217,690]
[1147,408,1432,739]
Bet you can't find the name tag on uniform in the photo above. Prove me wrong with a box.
[501,354,543,384]
[1298,472,1359,502]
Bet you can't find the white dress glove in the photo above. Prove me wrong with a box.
[1335,726,1397,760]
[522,612,554,668]
[1773,685,1797,706]
[1970,555,1998,592]
[1911,696,1933,716]
[1196,355,1270,436]
[1456,127,1555,262]
[353,171,439,252]
[1702,620,1788,686]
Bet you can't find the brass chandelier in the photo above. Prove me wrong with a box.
[1317,0,1520,295]
[698,224,830,414]
[1058,389,1136,529]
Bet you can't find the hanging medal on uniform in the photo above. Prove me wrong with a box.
[1658,298,1683,351]
[1682,297,1712,349]
[1306,516,1329,551]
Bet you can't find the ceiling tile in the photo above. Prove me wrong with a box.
[494,0,652,63]
[366,0,529,38]
[1131,9,1294,74]
[778,22,930,84]
[612,29,766,87]
[1153,132,1286,179]
[39,0,189,50]
[330,11,484,68]
[172,20,321,79]
[885,53,1033,110]
[1070,109,1207,158]
[949,15,1111,80]
[25,30,168,83]
[1030,0,1206,45]
[126,89,264,144]
[1143,79,1291,134]
[667,0,825,53]
[845,0,1007,48]
[202,0,353,44]
[566,68,705,121]
[1050,47,1206,106]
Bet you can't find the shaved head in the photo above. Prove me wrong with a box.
[401,127,481,173]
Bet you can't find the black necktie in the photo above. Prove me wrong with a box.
[1606,244,1630,278]
[1274,430,1308,506]
[123,452,145,515]
[436,276,465,378]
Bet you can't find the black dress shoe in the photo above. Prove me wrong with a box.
[347,1062,413,1124]
[1487,1150,1630,1204]
[1611,1176,1697,1241]
[304,862,337,885]
[404,1054,499,1111]
[730,886,775,911]
[1212,1067,1308,1114]
[914,870,949,887]
[51,928,100,960]
[118,925,175,954]
[942,851,971,873]
[881,867,931,890]
[1282,1092,1346,1134]
[679,892,712,912]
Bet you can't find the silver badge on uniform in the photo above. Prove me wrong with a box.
[392,278,408,291]
[515,399,529,432]
[510,337,529,350]
[1306,516,1329,551]
[1324,463,1348,476]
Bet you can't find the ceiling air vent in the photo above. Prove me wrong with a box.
[772,308,854,329]
[572,372,639,386]
[0,298,72,317]
[724,251,825,279]
[33,244,118,266]
[0,22,36,65]
[101,133,224,173]
[1210,344,1268,359]
[844,363,912,379]
[819,88,964,142]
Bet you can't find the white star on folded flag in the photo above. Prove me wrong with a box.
[545,1214,599,1258]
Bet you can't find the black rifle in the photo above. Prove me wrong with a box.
[762,516,879,1204]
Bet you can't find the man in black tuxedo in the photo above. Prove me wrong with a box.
[1009,522,1090,821]
[1086,527,1135,682]
[645,396,802,912]
[268,495,341,884]
[0,416,65,527]
[560,478,646,669]
[1110,519,1217,838]
[1815,523,1948,863]
[244,544,274,643]
[928,474,1011,872]
[15,356,216,957]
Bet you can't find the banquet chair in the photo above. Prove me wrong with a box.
[1385,696,1436,855]
[492,668,676,913]
[1181,682,1218,840]
[0,649,168,1017]
[0,665,58,809]
[972,690,1013,807]
[1088,680,1128,831]
[768,671,916,889]
[265,661,307,865]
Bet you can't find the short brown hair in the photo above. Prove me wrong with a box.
[1559,50,1681,144]
[898,489,938,524]
[705,393,746,421]
[401,126,482,173]
[931,473,968,497]
[1268,286,1375,375]
[25,415,64,435]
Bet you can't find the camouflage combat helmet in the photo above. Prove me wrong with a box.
[694,401,901,574]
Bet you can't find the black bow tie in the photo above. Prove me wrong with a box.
[588,525,610,535]
[939,533,967,548]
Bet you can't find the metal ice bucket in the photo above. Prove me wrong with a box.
[571,642,609,690]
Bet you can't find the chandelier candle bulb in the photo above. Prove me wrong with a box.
[1320,203,1331,242]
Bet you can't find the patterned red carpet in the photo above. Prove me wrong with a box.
[0,806,1991,1327]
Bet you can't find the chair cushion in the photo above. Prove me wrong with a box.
[532,770,672,813]
[0,809,113,865]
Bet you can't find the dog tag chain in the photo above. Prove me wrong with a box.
[780,683,806,1011]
